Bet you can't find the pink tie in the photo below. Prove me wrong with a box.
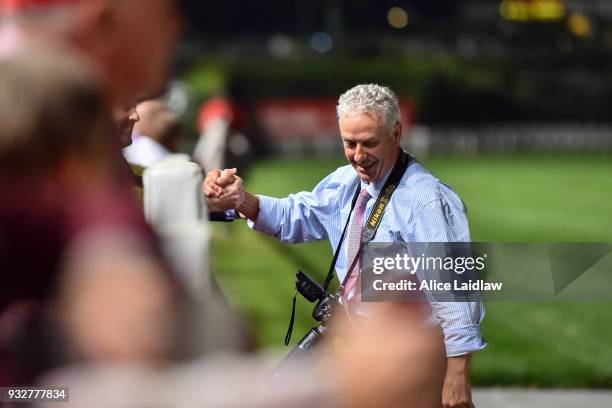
[343,188,371,302]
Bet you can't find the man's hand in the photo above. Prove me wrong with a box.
[442,355,474,408]
[203,168,245,211]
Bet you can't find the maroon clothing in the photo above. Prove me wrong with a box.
[0,177,172,385]
[0,180,154,311]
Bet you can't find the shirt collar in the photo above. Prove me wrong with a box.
[360,166,393,199]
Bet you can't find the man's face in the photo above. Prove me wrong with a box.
[113,104,140,148]
[340,112,401,183]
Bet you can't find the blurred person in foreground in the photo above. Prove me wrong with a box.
[0,0,181,188]
[0,47,185,386]
[205,83,486,408]
[123,99,181,167]
[0,0,181,107]
[0,0,179,181]
[0,0,244,373]
[40,303,446,408]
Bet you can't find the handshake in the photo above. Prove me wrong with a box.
[204,168,258,220]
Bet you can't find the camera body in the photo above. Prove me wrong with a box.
[296,270,338,324]
[296,270,325,302]
[274,271,338,377]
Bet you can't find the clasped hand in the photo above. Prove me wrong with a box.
[203,168,245,212]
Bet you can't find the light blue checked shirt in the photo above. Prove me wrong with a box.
[249,157,486,356]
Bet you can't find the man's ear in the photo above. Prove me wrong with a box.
[393,122,402,144]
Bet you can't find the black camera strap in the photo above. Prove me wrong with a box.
[284,149,410,346]
[284,294,297,346]
[322,183,363,292]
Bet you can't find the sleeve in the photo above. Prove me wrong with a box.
[415,198,487,357]
[247,171,342,244]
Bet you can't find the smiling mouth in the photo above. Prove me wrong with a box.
[356,162,374,172]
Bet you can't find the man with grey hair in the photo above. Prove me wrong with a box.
[205,83,485,408]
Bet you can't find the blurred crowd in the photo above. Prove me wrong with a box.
[0,1,449,407]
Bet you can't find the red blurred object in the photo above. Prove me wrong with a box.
[0,0,75,11]
[197,97,235,132]
[255,96,417,141]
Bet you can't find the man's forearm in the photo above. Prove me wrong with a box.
[237,192,260,221]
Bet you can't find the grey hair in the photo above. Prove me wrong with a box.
[337,83,401,132]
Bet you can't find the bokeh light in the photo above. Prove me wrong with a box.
[567,12,592,38]
[310,32,333,53]
[387,6,409,29]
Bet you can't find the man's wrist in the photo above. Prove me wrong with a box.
[446,354,471,376]
[237,192,260,221]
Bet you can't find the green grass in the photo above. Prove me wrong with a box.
[211,153,612,387]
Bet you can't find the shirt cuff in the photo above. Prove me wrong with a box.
[443,324,487,357]
[247,195,284,236]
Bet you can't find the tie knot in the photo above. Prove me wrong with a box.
[356,188,370,211]
[358,188,370,202]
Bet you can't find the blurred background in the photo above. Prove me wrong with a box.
[166,0,612,387]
